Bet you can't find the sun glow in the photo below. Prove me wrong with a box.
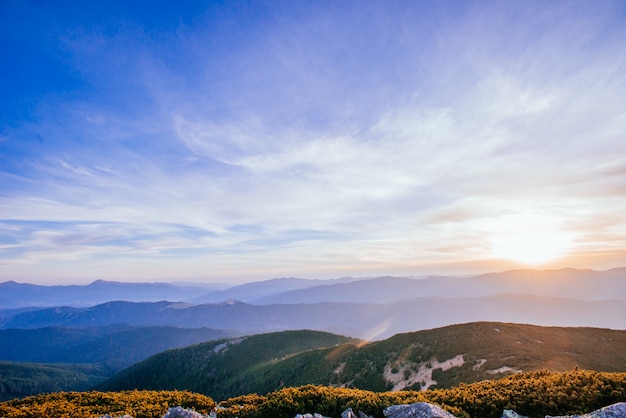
[486,214,572,265]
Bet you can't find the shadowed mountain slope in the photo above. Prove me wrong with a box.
[96,329,358,401]
[0,325,237,369]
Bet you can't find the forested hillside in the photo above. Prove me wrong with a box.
[96,330,358,401]
[97,322,626,400]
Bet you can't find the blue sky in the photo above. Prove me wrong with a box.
[2,0,626,284]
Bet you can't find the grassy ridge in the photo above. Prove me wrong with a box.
[1,370,625,418]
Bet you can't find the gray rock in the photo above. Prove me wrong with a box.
[342,409,358,418]
[341,408,372,418]
[162,406,209,418]
[384,402,457,418]
[99,415,133,418]
[502,410,528,418]
[546,402,626,418]
[294,413,330,418]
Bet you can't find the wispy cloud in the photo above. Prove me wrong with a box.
[1,0,625,282]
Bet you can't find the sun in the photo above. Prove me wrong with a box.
[489,231,570,265]
[485,214,572,265]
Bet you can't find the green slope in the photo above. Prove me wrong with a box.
[0,361,113,401]
[98,322,626,401]
[96,329,358,400]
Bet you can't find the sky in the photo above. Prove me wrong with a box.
[1,0,626,285]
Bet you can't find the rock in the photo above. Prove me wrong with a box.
[162,406,209,418]
[98,415,133,418]
[340,408,373,418]
[384,402,457,418]
[294,413,330,418]
[342,408,358,418]
[546,402,626,417]
[502,410,528,418]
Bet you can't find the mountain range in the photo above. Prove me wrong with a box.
[0,280,225,309]
[2,294,624,339]
[3,267,626,310]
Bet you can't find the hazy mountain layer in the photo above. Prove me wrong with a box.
[0,325,237,369]
[98,322,626,401]
[0,280,224,309]
[2,295,624,339]
[251,268,626,304]
[4,268,626,310]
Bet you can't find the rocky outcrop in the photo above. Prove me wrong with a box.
[545,402,626,417]
[383,402,457,418]
[99,402,626,418]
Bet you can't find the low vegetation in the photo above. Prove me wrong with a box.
[0,390,216,418]
[1,370,625,418]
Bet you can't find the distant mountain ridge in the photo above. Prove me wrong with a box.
[2,295,624,339]
[186,277,362,304]
[0,280,225,309]
[97,322,626,401]
[250,268,626,304]
[3,267,625,310]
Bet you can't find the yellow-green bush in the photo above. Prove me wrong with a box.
[428,369,626,418]
[0,390,215,418]
[213,370,626,418]
[2,370,625,418]
[215,385,461,418]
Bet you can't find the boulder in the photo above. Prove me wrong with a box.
[99,415,133,418]
[294,413,330,418]
[342,408,358,418]
[162,406,209,418]
[383,402,457,418]
[502,410,528,418]
[341,408,373,418]
[546,402,626,418]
